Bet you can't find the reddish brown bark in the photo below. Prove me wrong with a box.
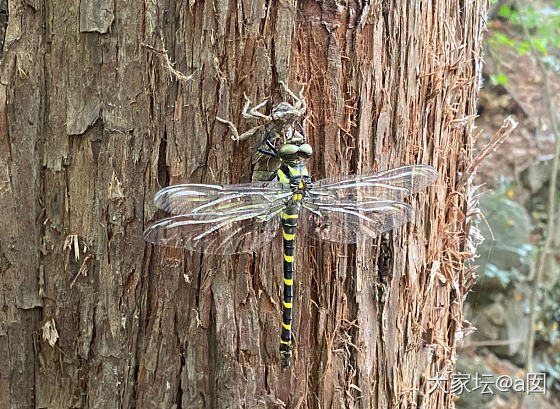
[0,1,484,408]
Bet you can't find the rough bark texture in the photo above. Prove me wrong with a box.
[0,1,485,408]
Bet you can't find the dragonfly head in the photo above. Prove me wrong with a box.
[278,140,313,162]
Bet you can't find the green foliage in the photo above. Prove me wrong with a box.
[540,280,560,343]
[489,1,560,73]
[499,5,512,18]
[516,40,530,55]
[490,72,509,85]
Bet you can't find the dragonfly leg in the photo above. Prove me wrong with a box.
[258,148,278,158]
[258,138,279,159]
[216,117,265,141]
[295,119,307,141]
[265,171,279,182]
[237,126,266,141]
[265,138,278,154]
[216,93,271,141]
[215,117,240,140]
[242,93,272,121]
[279,81,306,115]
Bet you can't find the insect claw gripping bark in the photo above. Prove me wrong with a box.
[145,82,438,368]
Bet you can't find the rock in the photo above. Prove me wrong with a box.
[455,352,555,409]
[521,160,552,194]
[476,192,533,290]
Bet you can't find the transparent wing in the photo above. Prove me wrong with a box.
[144,206,283,254]
[301,199,414,244]
[308,165,438,201]
[154,182,292,216]
[301,165,437,243]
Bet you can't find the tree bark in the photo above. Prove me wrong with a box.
[0,1,485,408]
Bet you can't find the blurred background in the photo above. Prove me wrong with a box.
[457,1,560,408]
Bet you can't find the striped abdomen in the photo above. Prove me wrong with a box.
[280,206,298,367]
[277,161,308,367]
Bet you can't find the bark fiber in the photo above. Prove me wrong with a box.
[0,0,485,408]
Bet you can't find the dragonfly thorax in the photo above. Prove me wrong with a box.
[276,162,311,204]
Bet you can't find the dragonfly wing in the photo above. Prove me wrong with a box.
[309,165,438,202]
[154,182,292,216]
[144,206,283,254]
[301,198,414,244]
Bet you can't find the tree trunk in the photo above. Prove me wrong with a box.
[0,1,485,408]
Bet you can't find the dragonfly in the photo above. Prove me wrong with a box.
[144,140,437,368]
[144,87,438,368]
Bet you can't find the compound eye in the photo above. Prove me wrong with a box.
[298,144,313,158]
[279,143,299,156]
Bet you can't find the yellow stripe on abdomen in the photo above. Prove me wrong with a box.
[283,231,295,241]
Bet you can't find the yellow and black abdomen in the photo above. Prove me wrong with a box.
[276,162,309,367]
[279,206,298,366]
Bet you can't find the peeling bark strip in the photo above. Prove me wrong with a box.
[0,1,484,408]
